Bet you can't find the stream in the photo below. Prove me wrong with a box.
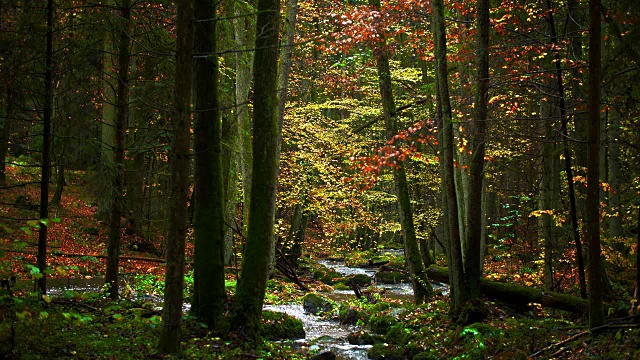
[265,256,448,360]
[24,252,448,359]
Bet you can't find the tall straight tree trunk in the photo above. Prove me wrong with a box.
[432,0,467,315]
[586,0,604,328]
[233,0,281,341]
[38,0,54,294]
[268,0,299,274]
[98,0,116,222]
[192,0,226,327]
[465,0,489,302]
[105,0,131,298]
[545,0,587,297]
[158,0,192,352]
[538,118,561,290]
[234,0,256,235]
[370,0,431,304]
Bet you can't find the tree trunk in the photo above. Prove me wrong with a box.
[268,0,300,276]
[192,0,226,327]
[234,0,256,235]
[543,0,588,298]
[97,0,117,222]
[432,0,467,315]
[586,0,604,328]
[37,0,54,295]
[370,0,432,305]
[539,118,561,291]
[465,0,489,302]
[233,0,281,341]
[158,0,192,352]
[105,0,131,299]
[427,266,587,314]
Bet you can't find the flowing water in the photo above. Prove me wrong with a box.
[31,253,448,359]
[264,256,448,359]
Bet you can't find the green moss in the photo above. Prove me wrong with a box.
[370,302,391,314]
[412,350,438,360]
[370,314,395,334]
[367,343,405,360]
[261,310,305,341]
[339,306,366,325]
[302,293,335,315]
[385,324,411,345]
[320,271,344,285]
[347,331,375,345]
[375,270,410,284]
[346,274,372,287]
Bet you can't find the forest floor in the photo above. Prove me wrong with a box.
[1,166,639,359]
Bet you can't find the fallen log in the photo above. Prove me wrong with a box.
[357,259,389,268]
[426,265,587,314]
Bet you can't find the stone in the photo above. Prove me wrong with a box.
[302,293,334,315]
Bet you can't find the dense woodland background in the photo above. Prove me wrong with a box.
[1,0,639,358]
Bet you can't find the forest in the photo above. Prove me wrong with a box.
[0,0,639,358]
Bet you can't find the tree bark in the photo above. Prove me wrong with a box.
[37,0,54,294]
[233,0,281,342]
[158,0,192,352]
[97,0,117,222]
[192,0,226,327]
[465,0,490,301]
[427,266,588,314]
[586,0,605,328]
[370,0,432,305]
[234,0,256,235]
[432,0,467,315]
[105,0,131,299]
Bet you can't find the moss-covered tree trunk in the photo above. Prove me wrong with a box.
[234,0,256,235]
[157,0,192,352]
[233,0,281,342]
[465,0,489,302]
[432,0,468,315]
[427,266,588,313]
[586,0,604,328]
[105,0,131,299]
[37,0,54,294]
[97,0,116,222]
[192,0,226,328]
[370,0,431,305]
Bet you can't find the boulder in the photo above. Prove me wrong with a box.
[375,270,410,284]
[347,331,375,345]
[302,293,335,315]
[260,310,305,340]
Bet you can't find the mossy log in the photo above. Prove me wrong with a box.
[426,265,587,313]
